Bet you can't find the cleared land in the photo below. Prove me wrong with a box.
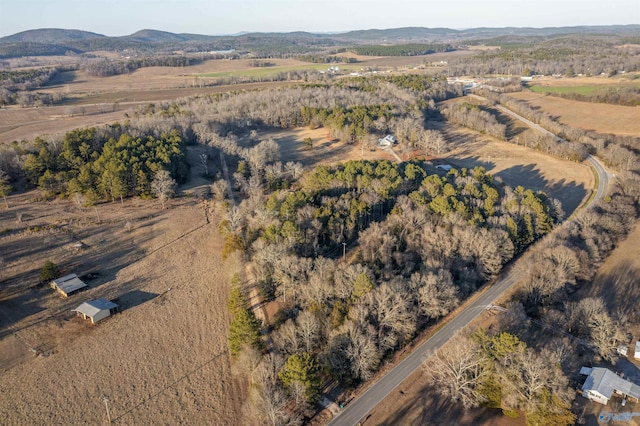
[509,91,640,136]
[0,193,244,425]
[0,81,294,144]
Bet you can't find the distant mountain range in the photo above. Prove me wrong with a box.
[1,25,639,59]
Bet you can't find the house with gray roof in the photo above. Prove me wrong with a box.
[580,367,640,405]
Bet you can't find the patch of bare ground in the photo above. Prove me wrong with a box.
[251,127,399,166]
[509,91,640,136]
[0,191,243,424]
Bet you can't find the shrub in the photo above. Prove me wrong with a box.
[40,260,60,282]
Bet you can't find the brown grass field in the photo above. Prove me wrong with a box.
[0,155,246,424]
[509,91,640,136]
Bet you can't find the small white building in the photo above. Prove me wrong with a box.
[50,274,87,298]
[635,342,640,360]
[73,299,119,325]
[435,164,453,172]
[378,135,396,147]
[580,367,640,405]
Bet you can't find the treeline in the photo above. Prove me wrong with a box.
[297,54,357,64]
[480,90,640,169]
[349,43,453,56]
[21,126,188,202]
[221,159,560,423]
[85,55,200,77]
[515,181,640,360]
[0,67,63,107]
[300,104,394,142]
[0,42,82,59]
[183,75,458,143]
[441,102,507,140]
[449,42,640,77]
[534,84,640,107]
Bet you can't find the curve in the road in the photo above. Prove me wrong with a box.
[328,98,612,426]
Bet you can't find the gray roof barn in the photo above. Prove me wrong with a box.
[50,274,87,297]
[73,299,119,324]
[581,367,640,405]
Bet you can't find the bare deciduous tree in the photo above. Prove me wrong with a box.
[427,334,487,409]
[150,169,176,209]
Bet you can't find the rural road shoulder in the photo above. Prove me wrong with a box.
[328,96,612,426]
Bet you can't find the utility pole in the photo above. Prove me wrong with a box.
[103,396,111,424]
[342,242,347,260]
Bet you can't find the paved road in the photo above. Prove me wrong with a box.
[328,98,612,426]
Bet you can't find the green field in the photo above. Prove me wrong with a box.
[197,64,361,78]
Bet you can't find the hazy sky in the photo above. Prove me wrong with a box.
[0,0,638,37]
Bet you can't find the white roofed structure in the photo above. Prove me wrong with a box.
[73,299,119,324]
[581,367,640,405]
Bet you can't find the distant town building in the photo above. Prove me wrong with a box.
[635,342,640,360]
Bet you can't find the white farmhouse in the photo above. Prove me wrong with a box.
[580,367,640,405]
[378,135,396,147]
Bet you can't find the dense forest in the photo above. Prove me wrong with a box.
[224,158,560,423]
[85,55,203,77]
[450,36,640,77]
[349,43,454,56]
[0,67,65,106]
[20,126,188,203]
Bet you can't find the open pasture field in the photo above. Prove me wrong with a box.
[0,187,244,424]
[0,81,294,144]
[510,91,640,136]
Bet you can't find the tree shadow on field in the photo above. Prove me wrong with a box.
[445,155,496,173]
[487,106,528,139]
[376,382,509,426]
[495,164,586,215]
[114,289,160,311]
[588,260,640,325]
[0,292,47,339]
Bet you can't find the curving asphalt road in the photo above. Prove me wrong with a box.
[328,98,612,426]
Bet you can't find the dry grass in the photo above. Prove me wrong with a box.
[509,91,640,136]
[0,185,244,425]
[0,81,294,145]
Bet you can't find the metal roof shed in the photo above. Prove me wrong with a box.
[73,299,119,324]
[50,273,87,297]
